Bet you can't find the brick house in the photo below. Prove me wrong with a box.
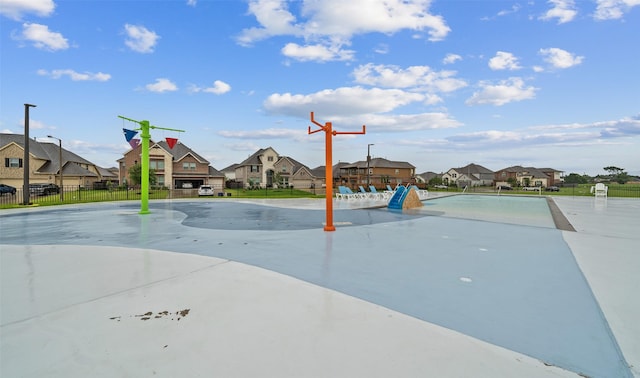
[118,140,224,190]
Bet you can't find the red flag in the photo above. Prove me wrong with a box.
[166,137,178,149]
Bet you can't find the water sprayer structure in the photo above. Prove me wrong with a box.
[119,115,185,214]
[308,112,365,231]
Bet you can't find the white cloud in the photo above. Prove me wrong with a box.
[442,53,462,65]
[264,86,424,118]
[594,0,640,20]
[281,42,354,62]
[488,51,521,71]
[539,47,584,68]
[352,63,467,93]
[14,23,68,51]
[0,0,55,20]
[124,24,159,53]
[540,0,578,24]
[37,69,111,81]
[190,80,232,95]
[145,78,178,93]
[466,77,537,106]
[236,0,451,62]
[219,128,307,139]
[186,0,197,6]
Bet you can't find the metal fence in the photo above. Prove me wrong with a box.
[1,183,639,207]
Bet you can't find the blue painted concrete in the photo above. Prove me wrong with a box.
[0,200,631,377]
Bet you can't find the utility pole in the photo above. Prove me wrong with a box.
[22,103,36,205]
[47,135,64,201]
[367,143,374,187]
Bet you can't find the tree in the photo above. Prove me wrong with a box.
[428,176,443,186]
[603,166,629,184]
[564,173,589,184]
[128,163,157,186]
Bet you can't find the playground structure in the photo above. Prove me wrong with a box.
[308,112,365,231]
[119,116,185,214]
[387,185,425,210]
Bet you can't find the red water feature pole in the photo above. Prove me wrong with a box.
[308,112,365,231]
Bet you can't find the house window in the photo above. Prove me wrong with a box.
[5,158,22,168]
[282,165,287,172]
[150,160,165,170]
[268,156,274,162]
[250,165,260,173]
[183,162,196,170]
[395,169,399,174]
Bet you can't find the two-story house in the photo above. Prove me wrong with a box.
[494,165,563,188]
[442,163,494,188]
[118,140,224,190]
[0,133,116,188]
[338,158,416,188]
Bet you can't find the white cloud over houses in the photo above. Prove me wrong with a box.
[488,51,522,71]
[13,23,69,51]
[0,0,55,20]
[466,77,537,106]
[124,24,159,53]
[144,78,178,93]
[37,69,111,81]
[236,0,451,62]
[539,47,584,69]
[352,63,467,93]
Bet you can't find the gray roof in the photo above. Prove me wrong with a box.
[453,163,494,174]
[208,166,224,177]
[342,157,415,169]
[1,133,104,177]
[153,140,209,164]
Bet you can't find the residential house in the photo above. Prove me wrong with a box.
[442,163,494,187]
[234,147,279,188]
[494,165,563,188]
[233,147,325,190]
[0,133,116,188]
[416,171,440,184]
[118,140,223,190]
[338,158,416,189]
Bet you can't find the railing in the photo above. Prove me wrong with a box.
[0,185,320,207]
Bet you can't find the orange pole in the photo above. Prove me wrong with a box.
[324,122,335,231]
[309,112,365,232]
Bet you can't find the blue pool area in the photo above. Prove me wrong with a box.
[1,197,637,377]
[419,194,557,228]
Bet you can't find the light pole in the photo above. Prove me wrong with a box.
[23,103,36,205]
[47,135,64,201]
[367,143,374,187]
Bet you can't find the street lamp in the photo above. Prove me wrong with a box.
[47,135,64,201]
[23,103,36,205]
[367,143,374,186]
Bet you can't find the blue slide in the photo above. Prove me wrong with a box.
[387,186,407,209]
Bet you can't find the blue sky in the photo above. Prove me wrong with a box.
[1,0,638,176]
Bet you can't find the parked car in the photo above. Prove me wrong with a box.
[433,185,448,189]
[497,185,513,190]
[522,186,541,191]
[0,184,16,195]
[182,182,193,189]
[29,183,60,195]
[198,185,214,196]
[545,186,560,192]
